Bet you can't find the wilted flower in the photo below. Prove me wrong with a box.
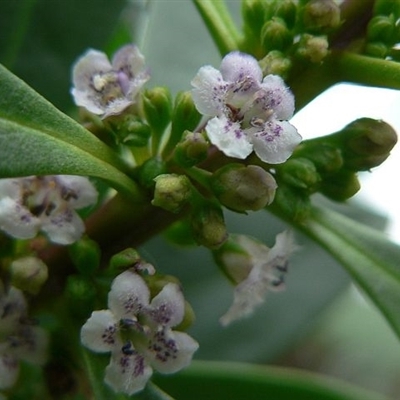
[0,283,48,389]
[71,45,150,119]
[216,230,297,326]
[191,51,301,163]
[81,270,198,395]
[0,175,97,245]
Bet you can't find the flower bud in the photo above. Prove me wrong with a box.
[65,275,96,319]
[259,50,292,77]
[152,174,192,213]
[296,34,329,63]
[108,248,142,276]
[319,170,360,201]
[277,158,320,190]
[163,220,197,246]
[364,41,388,58]
[242,0,268,37]
[191,203,228,249]
[69,237,101,276]
[166,91,202,156]
[142,87,173,135]
[210,164,277,212]
[10,256,48,295]
[137,157,167,189]
[373,0,400,19]
[274,184,311,222]
[338,118,397,170]
[270,0,297,29]
[115,116,152,147]
[302,0,341,33]
[261,18,293,53]
[295,142,343,174]
[367,15,395,43]
[174,131,210,167]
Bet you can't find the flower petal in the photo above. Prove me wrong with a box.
[191,66,227,116]
[108,271,150,320]
[105,348,152,395]
[112,45,150,98]
[0,198,40,240]
[12,326,48,366]
[55,175,98,209]
[261,75,295,119]
[251,120,301,164]
[220,52,262,84]
[0,353,19,389]
[41,208,85,245]
[148,328,198,374]
[71,49,112,114]
[147,283,185,328]
[81,310,118,353]
[0,287,27,336]
[206,116,253,159]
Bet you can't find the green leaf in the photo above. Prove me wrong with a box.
[300,205,400,340]
[154,361,388,400]
[0,63,142,198]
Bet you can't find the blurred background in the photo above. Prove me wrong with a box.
[1,0,400,398]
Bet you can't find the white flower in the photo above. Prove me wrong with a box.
[81,270,198,396]
[0,175,97,245]
[191,51,301,163]
[0,284,48,389]
[71,45,150,119]
[219,230,297,326]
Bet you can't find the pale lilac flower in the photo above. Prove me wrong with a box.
[0,175,97,245]
[219,231,297,326]
[191,52,301,163]
[0,283,48,389]
[81,270,198,396]
[71,45,150,118]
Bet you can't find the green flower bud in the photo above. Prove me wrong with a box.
[295,142,343,174]
[367,15,395,43]
[174,131,210,167]
[211,164,277,212]
[259,50,292,77]
[166,91,202,156]
[319,170,360,201]
[115,116,151,147]
[296,34,329,63]
[274,184,311,222]
[10,256,48,295]
[338,118,397,170]
[137,157,167,189]
[142,87,173,135]
[191,203,228,249]
[261,17,293,53]
[109,248,141,275]
[65,275,97,319]
[302,0,341,33]
[69,237,101,276]
[277,158,320,190]
[242,0,268,37]
[152,174,192,213]
[271,0,297,29]
[364,41,388,58]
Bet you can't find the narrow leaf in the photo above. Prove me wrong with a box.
[300,206,400,340]
[0,64,142,197]
[155,360,387,400]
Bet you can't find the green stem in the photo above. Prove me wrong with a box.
[330,51,400,90]
[191,0,240,56]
